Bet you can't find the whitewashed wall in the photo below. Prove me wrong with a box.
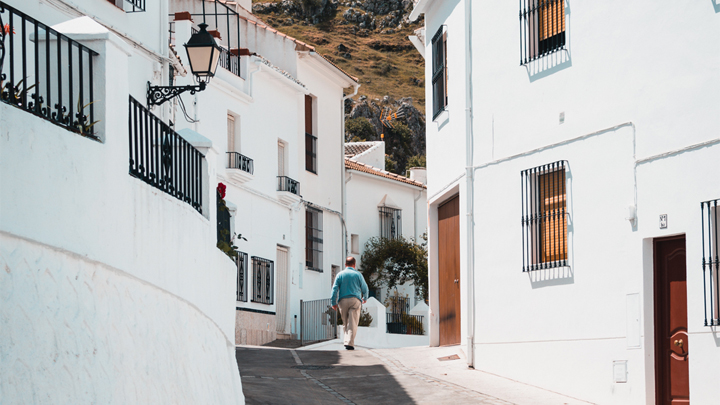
[415,0,720,403]
[345,168,427,305]
[0,8,243,403]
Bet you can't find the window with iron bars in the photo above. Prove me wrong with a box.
[379,207,402,239]
[521,161,568,271]
[431,25,447,120]
[306,206,323,271]
[236,251,248,302]
[519,0,566,65]
[251,256,273,305]
[701,199,719,327]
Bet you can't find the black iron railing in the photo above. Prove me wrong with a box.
[380,206,402,239]
[218,47,242,78]
[236,251,248,302]
[702,199,719,327]
[251,256,273,305]
[300,298,337,346]
[305,133,317,173]
[124,0,145,13]
[386,313,424,335]
[305,206,323,271]
[521,161,568,272]
[0,2,99,139]
[227,151,253,174]
[278,176,300,195]
[519,0,566,65]
[128,96,203,213]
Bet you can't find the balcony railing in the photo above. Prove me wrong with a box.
[702,199,719,327]
[218,47,243,79]
[227,152,253,174]
[278,176,300,195]
[128,96,203,213]
[0,1,99,140]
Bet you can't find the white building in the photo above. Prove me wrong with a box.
[0,0,354,401]
[163,1,358,346]
[410,0,719,404]
[344,141,427,308]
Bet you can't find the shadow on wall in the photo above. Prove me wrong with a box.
[528,266,575,288]
[713,0,720,13]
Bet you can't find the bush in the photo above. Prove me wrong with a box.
[346,117,376,142]
[406,154,426,169]
[337,308,373,327]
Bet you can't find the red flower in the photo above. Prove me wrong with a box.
[4,24,15,35]
[217,182,226,199]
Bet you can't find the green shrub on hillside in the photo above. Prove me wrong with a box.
[346,117,376,142]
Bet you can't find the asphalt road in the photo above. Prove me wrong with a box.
[236,347,512,405]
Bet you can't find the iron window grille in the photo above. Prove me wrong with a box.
[306,206,323,272]
[277,176,300,195]
[227,152,253,174]
[701,199,719,327]
[519,0,566,65]
[380,207,402,239]
[431,25,447,120]
[236,251,248,302]
[128,96,204,213]
[0,2,99,140]
[251,256,274,305]
[305,133,317,173]
[521,161,568,272]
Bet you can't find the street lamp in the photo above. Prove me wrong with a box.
[147,23,220,107]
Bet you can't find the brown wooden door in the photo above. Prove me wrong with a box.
[653,235,690,405]
[438,195,461,346]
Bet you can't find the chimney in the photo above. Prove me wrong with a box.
[408,167,427,185]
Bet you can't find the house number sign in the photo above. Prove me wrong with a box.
[659,214,668,229]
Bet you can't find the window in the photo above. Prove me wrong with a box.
[431,26,447,120]
[331,265,340,288]
[379,207,402,239]
[227,114,238,153]
[305,95,317,173]
[236,251,248,302]
[278,141,286,176]
[521,161,568,271]
[701,199,719,326]
[351,234,360,255]
[306,207,323,271]
[251,256,274,304]
[519,0,566,64]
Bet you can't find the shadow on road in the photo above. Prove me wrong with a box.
[237,347,415,405]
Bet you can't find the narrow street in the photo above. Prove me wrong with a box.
[236,346,508,405]
[236,344,594,405]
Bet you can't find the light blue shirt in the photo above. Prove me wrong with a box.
[331,267,369,306]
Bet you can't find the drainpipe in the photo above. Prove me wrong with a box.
[245,59,262,97]
[464,0,476,369]
[341,83,360,259]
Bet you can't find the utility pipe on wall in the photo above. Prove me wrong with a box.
[464,0,476,369]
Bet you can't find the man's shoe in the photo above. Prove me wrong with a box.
[344,345,355,350]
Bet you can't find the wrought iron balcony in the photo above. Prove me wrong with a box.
[277,176,300,195]
[227,152,253,174]
[218,47,243,79]
[0,2,99,140]
[128,96,204,213]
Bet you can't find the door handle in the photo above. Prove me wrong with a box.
[454,279,459,284]
[673,339,683,348]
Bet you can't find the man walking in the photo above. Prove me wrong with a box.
[331,257,369,350]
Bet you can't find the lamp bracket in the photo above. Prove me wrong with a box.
[146,81,207,107]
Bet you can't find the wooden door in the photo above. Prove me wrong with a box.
[438,195,461,346]
[653,235,690,404]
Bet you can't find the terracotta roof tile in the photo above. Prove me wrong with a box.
[344,143,375,157]
[345,159,426,188]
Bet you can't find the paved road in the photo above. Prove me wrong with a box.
[236,347,512,405]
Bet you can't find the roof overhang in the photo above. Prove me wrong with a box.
[298,51,359,88]
[409,0,435,22]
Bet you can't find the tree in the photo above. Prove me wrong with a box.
[406,154,426,169]
[345,117,376,142]
[358,235,428,301]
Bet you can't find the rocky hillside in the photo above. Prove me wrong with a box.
[252,0,426,174]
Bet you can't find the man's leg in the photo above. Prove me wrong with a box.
[339,298,352,346]
[342,298,362,347]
